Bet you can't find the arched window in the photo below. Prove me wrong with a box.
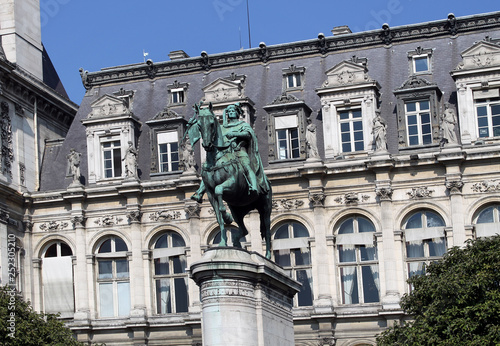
[474,204,500,238]
[272,222,313,307]
[210,227,247,246]
[95,236,130,318]
[336,215,379,305]
[41,241,74,317]
[403,210,446,281]
[152,231,188,314]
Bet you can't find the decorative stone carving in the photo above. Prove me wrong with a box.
[441,103,458,146]
[317,33,327,54]
[472,180,500,192]
[334,193,369,204]
[1,101,14,177]
[259,42,269,62]
[202,76,245,104]
[79,68,91,90]
[185,203,201,218]
[380,23,394,45]
[152,107,180,120]
[67,148,82,186]
[201,51,210,70]
[40,220,69,232]
[376,187,393,201]
[0,209,9,224]
[407,186,434,199]
[445,13,458,35]
[145,59,157,79]
[272,199,304,210]
[19,162,25,185]
[149,210,181,221]
[94,215,123,226]
[445,180,464,194]
[308,192,326,206]
[71,216,86,228]
[87,94,131,119]
[269,92,300,105]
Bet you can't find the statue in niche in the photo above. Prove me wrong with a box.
[372,111,387,151]
[123,141,138,178]
[306,118,319,159]
[441,103,458,146]
[67,148,82,185]
[182,134,196,172]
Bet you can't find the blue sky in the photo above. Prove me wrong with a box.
[40,0,499,103]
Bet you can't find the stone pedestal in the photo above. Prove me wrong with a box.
[190,248,301,346]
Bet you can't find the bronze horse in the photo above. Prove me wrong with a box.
[186,103,273,258]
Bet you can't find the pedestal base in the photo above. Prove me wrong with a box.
[190,248,301,346]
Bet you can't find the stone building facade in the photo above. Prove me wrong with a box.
[0,0,77,299]
[17,10,500,345]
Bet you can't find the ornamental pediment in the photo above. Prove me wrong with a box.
[87,94,131,119]
[202,77,244,103]
[454,39,500,71]
[322,60,371,88]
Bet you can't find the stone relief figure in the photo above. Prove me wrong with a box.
[67,148,82,185]
[372,112,387,151]
[306,118,319,159]
[123,141,138,178]
[182,135,196,172]
[441,103,458,145]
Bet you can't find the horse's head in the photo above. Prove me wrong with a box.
[194,102,217,151]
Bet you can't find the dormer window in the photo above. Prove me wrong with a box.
[408,47,433,75]
[101,139,122,178]
[167,81,188,106]
[283,65,305,91]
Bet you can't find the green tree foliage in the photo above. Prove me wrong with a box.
[0,285,82,346]
[377,235,500,345]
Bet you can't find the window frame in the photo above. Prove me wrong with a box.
[95,236,130,318]
[408,47,433,75]
[335,215,380,305]
[167,81,188,107]
[100,137,122,179]
[282,65,305,91]
[474,204,500,238]
[404,99,432,146]
[272,221,313,307]
[475,97,500,139]
[152,232,189,315]
[337,107,365,153]
[157,131,180,173]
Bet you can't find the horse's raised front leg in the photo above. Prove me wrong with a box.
[214,179,235,224]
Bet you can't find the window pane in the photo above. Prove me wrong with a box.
[354,141,364,151]
[340,122,350,132]
[113,148,122,177]
[274,224,289,239]
[360,245,377,261]
[99,283,114,317]
[406,102,416,112]
[171,233,186,247]
[477,206,494,223]
[419,101,430,110]
[339,111,349,120]
[423,134,432,144]
[60,243,72,256]
[339,219,354,234]
[293,223,309,238]
[352,110,362,118]
[341,132,351,142]
[274,249,291,267]
[287,75,294,88]
[296,269,313,306]
[115,238,128,252]
[45,244,57,257]
[98,261,113,279]
[155,257,169,275]
[293,248,311,266]
[406,242,424,258]
[362,265,380,303]
[426,212,445,227]
[358,218,375,233]
[116,260,129,278]
[338,245,356,262]
[406,213,422,229]
[117,282,131,317]
[99,240,111,253]
[409,136,419,146]
[476,106,488,117]
[340,266,358,304]
[428,238,446,257]
[156,279,171,314]
[414,57,428,72]
[353,121,363,131]
[172,255,187,274]
[174,277,189,313]
[342,142,351,153]
[295,74,301,87]
[408,261,425,278]
[408,125,418,135]
[155,234,168,249]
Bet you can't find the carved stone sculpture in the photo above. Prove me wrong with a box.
[306,118,320,159]
[67,148,82,186]
[372,112,387,151]
[123,141,138,179]
[441,103,458,146]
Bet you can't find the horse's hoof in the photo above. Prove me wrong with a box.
[191,193,203,203]
[219,240,227,247]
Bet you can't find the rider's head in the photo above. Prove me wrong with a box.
[223,103,243,126]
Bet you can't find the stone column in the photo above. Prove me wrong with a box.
[190,248,301,346]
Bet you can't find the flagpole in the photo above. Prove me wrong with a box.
[246,0,251,48]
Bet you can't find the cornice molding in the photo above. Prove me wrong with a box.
[82,12,500,88]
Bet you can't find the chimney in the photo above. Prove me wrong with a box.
[169,50,190,61]
[0,0,43,79]
[331,25,352,36]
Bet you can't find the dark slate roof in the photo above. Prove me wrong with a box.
[38,12,500,191]
[42,45,69,99]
